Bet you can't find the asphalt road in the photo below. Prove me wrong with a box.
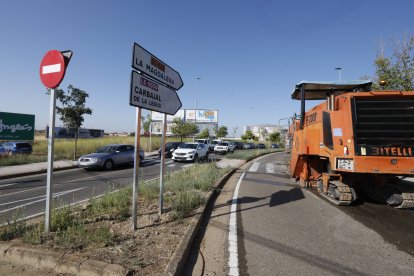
[0,155,220,225]
[185,152,414,275]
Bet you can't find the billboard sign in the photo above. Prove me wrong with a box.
[151,110,185,122]
[186,109,218,123]
[0,112,35,141]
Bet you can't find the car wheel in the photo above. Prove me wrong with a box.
[104,160,114,170]
[193,154,199,163]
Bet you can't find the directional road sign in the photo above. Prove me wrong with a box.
[39,50,72,89]
[130,71,182,115]
[132,43,183,90]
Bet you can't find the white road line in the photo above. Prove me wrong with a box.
[0,187,86,214]
[266,163,275,174]
[182,164,194,168]
[0,183,18,188]
[168,164,176,167]
[228,171,245,276]
[249,162,260,172]
[0,186,44,198]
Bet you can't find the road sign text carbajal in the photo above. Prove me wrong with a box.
[134,76,162,108]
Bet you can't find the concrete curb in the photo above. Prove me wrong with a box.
[0,243,130,276]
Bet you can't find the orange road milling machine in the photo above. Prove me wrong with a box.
[288,81,414,208]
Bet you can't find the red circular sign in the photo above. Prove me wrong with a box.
[39,50,66,89]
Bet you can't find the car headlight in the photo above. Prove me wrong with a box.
[170,148,175,152]
[188,151,195,154]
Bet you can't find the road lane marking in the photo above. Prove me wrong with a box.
[228,171,245,276]
[266,163,275,174]
[249,162,260,172]
[0,183,18,189]
[0,187,86,214]
[0,186,44,198]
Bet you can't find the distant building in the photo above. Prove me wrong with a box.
[243,124,288,142]
[151,109,219,136]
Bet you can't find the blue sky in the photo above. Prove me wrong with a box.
[0,0,413,135]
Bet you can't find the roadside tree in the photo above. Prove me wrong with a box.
[171,118,199,142]
[370,34,414,90]
[241,130,255,141]
[56,85,92,160]
[215,126,228,139]
[269,132,280,143]
[197,128,210,139]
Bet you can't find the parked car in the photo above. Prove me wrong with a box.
[1,141,33,155]
[158,142,184,158]
[209,139,221,151]
[172,142,209,162]
[271,143,279,149]
[214,141,236,154]
[77,144,144,170]
[0,145,8,157]
[243,143,255,149]
[257,143,266,149]
[196,139,213,152]
[234,141,245,150]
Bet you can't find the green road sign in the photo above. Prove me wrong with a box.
[0,112,35,141]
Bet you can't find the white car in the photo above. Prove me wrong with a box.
[214,141,235,154]
[172,142,209,162]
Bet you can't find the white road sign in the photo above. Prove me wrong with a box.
[132,43,183,90]
[130,71,182,115]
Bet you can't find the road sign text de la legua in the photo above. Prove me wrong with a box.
[130,71,182,115]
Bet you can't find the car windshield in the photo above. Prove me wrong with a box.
[179,143,198,149]
[218,142,229,146]
[97,146,118,153]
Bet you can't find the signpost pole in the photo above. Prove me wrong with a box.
[45,88,56,233]
[132,107,142,230]
[159,113,167,215]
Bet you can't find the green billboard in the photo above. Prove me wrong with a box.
[0,112,35,141]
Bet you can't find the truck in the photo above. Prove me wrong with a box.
[288,80,414,208]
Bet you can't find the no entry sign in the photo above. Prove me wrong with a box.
[39,50,72,89]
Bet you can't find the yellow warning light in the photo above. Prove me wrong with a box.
[379,80,387,86]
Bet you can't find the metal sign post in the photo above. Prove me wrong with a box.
[132,107,142,230]
[40,49,72,233]
[45,88,56,233]
[159,113,167,214]
[130,42,183,229]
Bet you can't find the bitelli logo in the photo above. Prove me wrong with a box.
[365,145,414,157]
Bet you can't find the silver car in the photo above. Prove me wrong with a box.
[77,144,144,170]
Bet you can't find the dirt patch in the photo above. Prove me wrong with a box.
[4,201,193,275]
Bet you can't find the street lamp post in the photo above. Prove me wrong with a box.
[335,67,342,81]
[195,77,201,111]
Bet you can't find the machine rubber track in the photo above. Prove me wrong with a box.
[395,193,414,209]
[318,180,355,206]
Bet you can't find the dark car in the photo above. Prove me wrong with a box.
[1,142,33,155]
[78,144,144,170]
[271,143,279,149]
[158,142,184,158]
[257,143,266,149]
[243,143,255,149]
[234,141,244,150]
